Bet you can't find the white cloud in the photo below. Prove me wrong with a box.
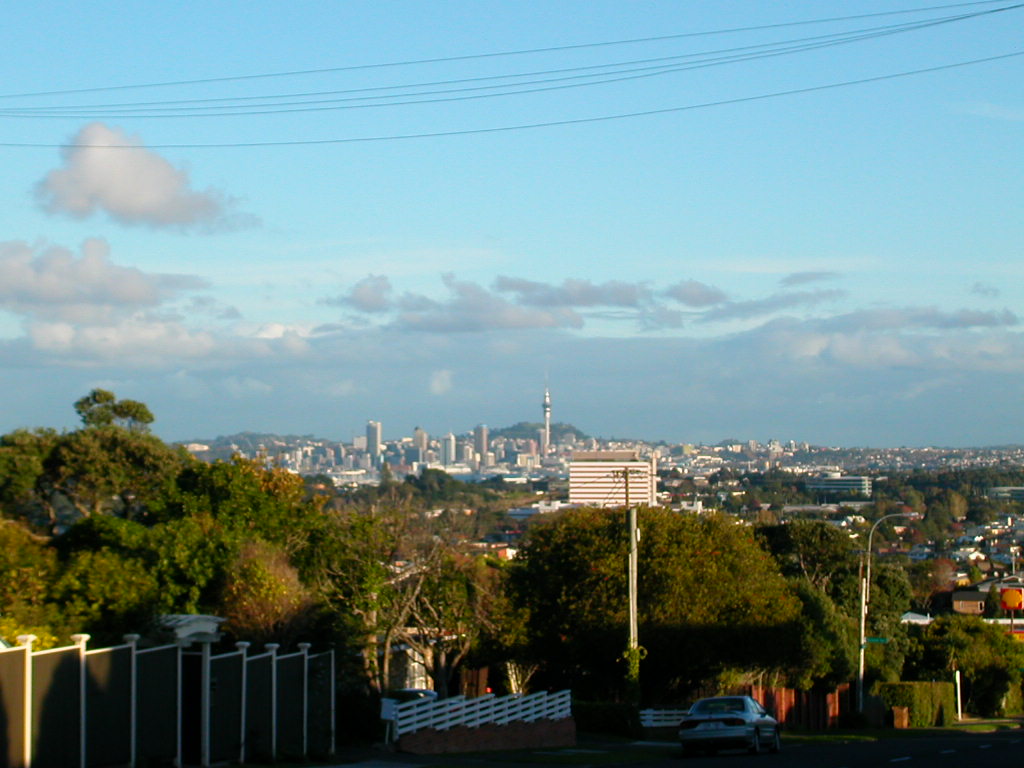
[493,276,650,307]
[699,289,846,323]
[430,369,453,395]
[36,123,255,231]
[780,271,839,287]
[970,282,1000,298]
[28,318,219,363]
[323,274,393,312]
[817,307,1017,332]
[395,274,583,332]
[664,279,728,307]
[0,238,204,322]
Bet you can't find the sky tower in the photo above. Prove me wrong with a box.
[542,384,551,455]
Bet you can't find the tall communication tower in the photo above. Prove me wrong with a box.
[542,385,552,454]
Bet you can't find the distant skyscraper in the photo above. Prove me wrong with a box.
[441,432,457,466]
[413,426,428,459]
[474,424,489,463]
[366,420,382,460]
[542,385,552,454]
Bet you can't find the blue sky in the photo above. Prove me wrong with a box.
[0,1,1022,447]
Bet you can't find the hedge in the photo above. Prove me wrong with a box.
[572,701,642,738]
[873,682,955,727]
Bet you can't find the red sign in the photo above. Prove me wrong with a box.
[1001,588,1023,612]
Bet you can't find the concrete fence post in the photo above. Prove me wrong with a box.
[235,642,250,765]
[265,643,280,762]
[71,634,90,768]
[16,635,36,768]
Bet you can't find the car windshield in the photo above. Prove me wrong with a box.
[691,698,747,715]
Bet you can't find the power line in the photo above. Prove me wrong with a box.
[0,10,1003,120]
[0,50,1017,149]
[0,0,1013,101]
[0,7,1005,116]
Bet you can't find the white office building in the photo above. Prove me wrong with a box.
[569,450,657,507]
[366,420,382,461]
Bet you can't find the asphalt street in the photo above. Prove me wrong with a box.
[335,729,1023,768]
[650,730,1023,767]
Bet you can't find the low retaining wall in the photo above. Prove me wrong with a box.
[397,717,576,754]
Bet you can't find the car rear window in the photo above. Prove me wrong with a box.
[691,698,746,714]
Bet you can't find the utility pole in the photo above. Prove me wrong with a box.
[858,512,917,712]
[620,469,642,702]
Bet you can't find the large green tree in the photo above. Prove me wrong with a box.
[74,388,154,432]
[509,508,802,701]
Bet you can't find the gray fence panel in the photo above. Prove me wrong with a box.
[244,655,273,763]
[85,647,132,768]
[31,649,80,768]
[276,655,304,759]
[0,649,27,768]
[306,652,333,758]
[209,654,243,765]
[136,646,178,766]
[181,653,203,767]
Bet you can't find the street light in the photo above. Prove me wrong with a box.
[857,511,918,712]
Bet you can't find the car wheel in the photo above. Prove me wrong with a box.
[748,728,761,755]
[769,728,781,753]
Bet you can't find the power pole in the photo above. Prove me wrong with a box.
[620,469,642,702]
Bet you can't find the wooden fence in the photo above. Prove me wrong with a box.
[640,683,852,731]
[383,690,573,740]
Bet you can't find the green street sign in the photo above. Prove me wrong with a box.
[866,637,889,644]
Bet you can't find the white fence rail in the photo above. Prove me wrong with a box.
[385,690,572,738]
[639,708,688,727]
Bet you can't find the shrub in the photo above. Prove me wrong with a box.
[572,700,642,738]
[874,682,955,727]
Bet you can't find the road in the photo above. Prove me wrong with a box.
[633,730,1023,768]
[336,728,1024,768]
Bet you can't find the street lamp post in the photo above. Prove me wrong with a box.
[857,511,916,712]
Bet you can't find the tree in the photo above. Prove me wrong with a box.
[0,425,185,527]
[758,520,859,608]
[787,579,857,690]
[221,540,318,646]
[0,519,65,647]
[43,427,185,521]
[509,508,802,701]
[74,389,154,432]
[864,562,913,683]
[0,429,59,525]
[298,508,410,692]
[394,547,502,697]
[158,457,320,548]
[905,615,1024,716]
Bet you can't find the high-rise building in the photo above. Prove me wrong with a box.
[474,424,489,463]
[413,426,428,452]
[441,432,457,466]
[568,450,657,507]
[413,426,428,461]
[366,420,382,461]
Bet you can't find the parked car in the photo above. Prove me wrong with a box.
[678,695,780,756]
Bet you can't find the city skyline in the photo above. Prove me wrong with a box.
[1,2,1022,448]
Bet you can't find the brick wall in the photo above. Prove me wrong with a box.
[397,718,576,754]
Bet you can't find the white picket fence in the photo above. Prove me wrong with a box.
[639,708,688,727]
[385,690,572,738]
